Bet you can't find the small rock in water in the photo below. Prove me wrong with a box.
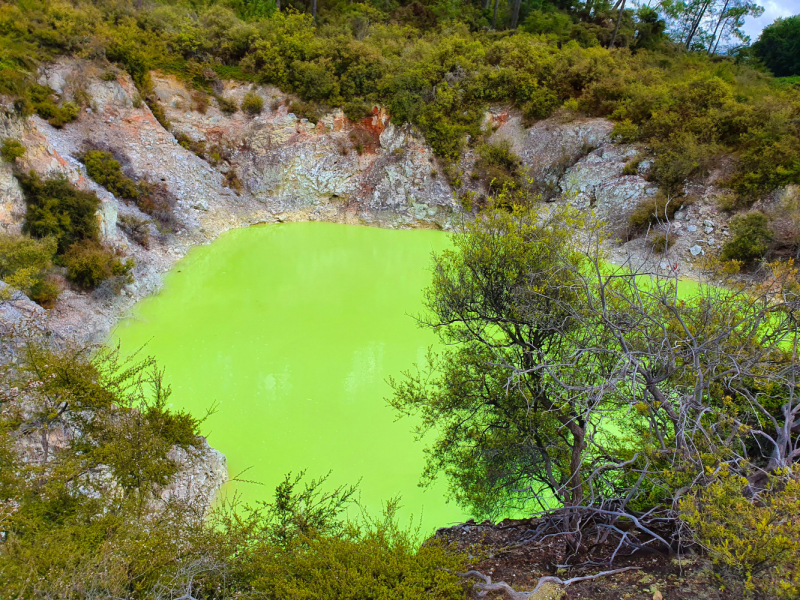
[690,245,703,256]
[674,210,685,221]
[687,225,697,232]
[703,219,714,227]
[704,226,714,234]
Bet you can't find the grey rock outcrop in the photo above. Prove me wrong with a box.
[561,144,657,223]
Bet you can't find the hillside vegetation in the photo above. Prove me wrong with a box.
[1,0,798,198]
[2,1,800,597]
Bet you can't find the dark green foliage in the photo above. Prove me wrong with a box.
[62,239,133,289]
[241,90,264,115]
[19,172,101,253]
[81,150,141,200]
[0,0,795,204]
[472,140,522,193]
[1,138,25,162]
[753,16,800,77]
[720,211,774,265]
[216,95,238,114]
[343,98,373,122]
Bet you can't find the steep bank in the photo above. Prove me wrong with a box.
[0,57,767,347]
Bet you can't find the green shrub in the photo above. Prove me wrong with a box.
[241,91,263,115]
[612,119,639,143]
[473,140,522,194]
[25,83,80,128]
[681,470,800,598]
[650,232,674,253]
[622,157,641,176]
[343,98,372,122]
[146,97,170,129]
[117,213,151,248]
[628,193,688,233]
[62,239,133,289]
[19,173,101,253]
[716,192,750,212]
[721,211,774,265]
[1,138,25,162]
[0,234,59,304]
[752,16,800,77]
[81,150,141,200]
[649,133,715,195]
[520,87,561,123]
[216,95,238,114]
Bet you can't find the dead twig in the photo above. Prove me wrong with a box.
[459,566,641,599]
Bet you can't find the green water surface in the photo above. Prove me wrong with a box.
[113,222,468,533]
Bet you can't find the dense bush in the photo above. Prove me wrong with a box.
[17,173,136,292]
[720,210,774,265]
[0,0,795,201]
[19,173,101,253]
[0,340,467,598]
[81,150,141,200]
[25,83,80,128]
[0,234,59,305]
[681,470,800,597]
[241,90,264,115]
[62,239,133,289]
[472,140,522,193]
[627,192,688,233]
[0,138,25,162]
[753,15,800,77]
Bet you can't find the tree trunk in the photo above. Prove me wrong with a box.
[492,0,500,29]
[276,0,280,11]
[609,0,626,49]
[510,0,521,29]
[312,0,317,21]
[685,0,713,49]
[707,0,730,54]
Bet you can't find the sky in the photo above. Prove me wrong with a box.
[742,0,799,40]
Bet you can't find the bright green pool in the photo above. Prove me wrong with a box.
[112,222,468,533]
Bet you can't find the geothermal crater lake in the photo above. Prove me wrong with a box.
[113,222,467,532]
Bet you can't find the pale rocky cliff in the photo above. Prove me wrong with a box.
[0,58,754,516]
[0,58,738,347]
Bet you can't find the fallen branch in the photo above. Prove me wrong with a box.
[459,566,641,599]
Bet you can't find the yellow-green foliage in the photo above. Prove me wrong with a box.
[62,239,133,289]
[472,140,522,193]
[0,341,467,598]
[24,83,80,128]
[241,90,263,115]
[628,192,689,233]
[0,234,59,304]
[681,470,800,598]
[0,138,25,162]
[81,150,141,200]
